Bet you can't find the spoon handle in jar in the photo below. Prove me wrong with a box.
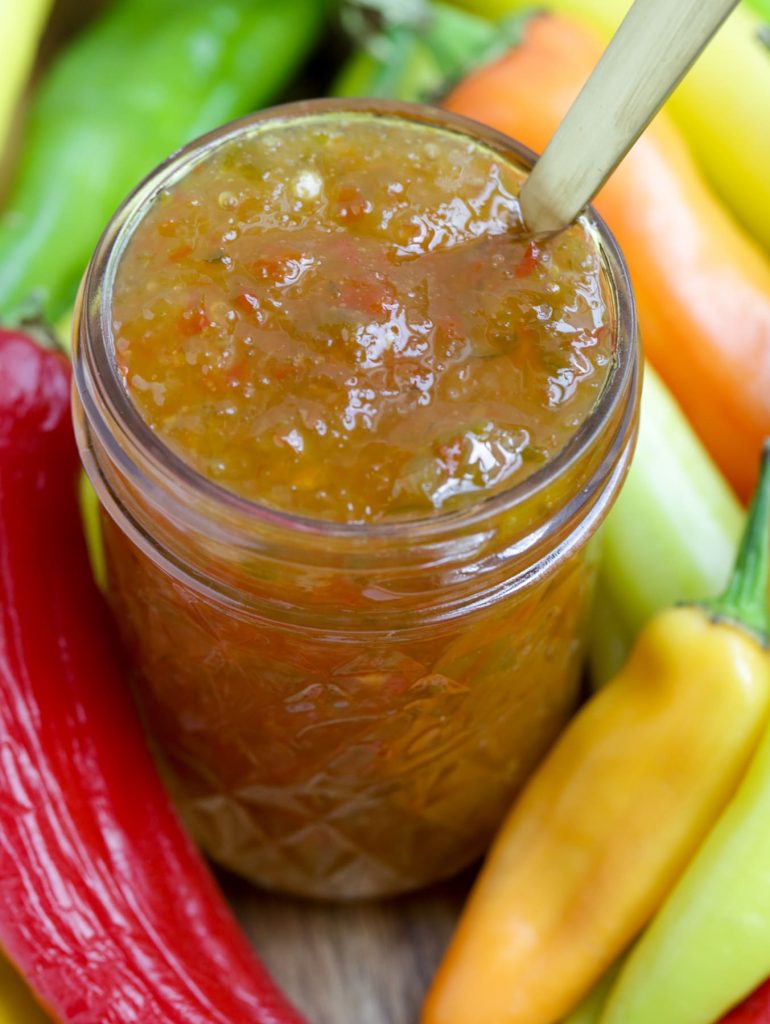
[518,0,739,235]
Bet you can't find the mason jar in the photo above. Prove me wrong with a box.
[72,98,639,900]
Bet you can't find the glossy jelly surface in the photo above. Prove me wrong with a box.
[112,113,614,522]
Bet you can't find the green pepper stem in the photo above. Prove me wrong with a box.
[12,314,66,356]
[703,440,770,640]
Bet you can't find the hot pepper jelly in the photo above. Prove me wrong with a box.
[113,115,613,520]
[73,101,638,899]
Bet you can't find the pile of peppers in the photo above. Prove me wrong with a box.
[2,0,770,1021]
[0,0,327,1019]
[424,441,770,1024]
[338,4,770,1022]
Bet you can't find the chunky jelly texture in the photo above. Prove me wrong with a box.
[100,112,622,898]
[112,114,613,522]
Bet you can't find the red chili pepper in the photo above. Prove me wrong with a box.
[335,185,369,222]
[169,242,194,263]
[515,240,540,278]
[721,978,770,1023]
[178,305,209,336]
[0,328,306,1024]
[236,290,261,314]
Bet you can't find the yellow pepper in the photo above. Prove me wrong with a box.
[0,0,51,169]
[449,0,770,251]
[665,4,770,254]
[422,447,770,1024]
[0,957,48,1024]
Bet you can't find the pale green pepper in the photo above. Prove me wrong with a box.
[590,366,744,685]
[587,582,633,686]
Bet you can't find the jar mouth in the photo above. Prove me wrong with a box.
[74,97,638,546]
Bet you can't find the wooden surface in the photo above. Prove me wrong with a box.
[223,872,472,1024]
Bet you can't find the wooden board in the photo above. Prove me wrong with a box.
[223,872,472,1024]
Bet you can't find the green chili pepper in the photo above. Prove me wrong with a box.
[332,0,527,100]
[590,365,744,686]
[0,0,324,324]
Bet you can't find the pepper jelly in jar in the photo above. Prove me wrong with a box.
[73,100,638,899]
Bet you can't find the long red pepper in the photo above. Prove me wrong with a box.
[721,978,770,1023]
[0,328,306,1024]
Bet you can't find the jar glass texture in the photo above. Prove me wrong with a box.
[72,99,639,899]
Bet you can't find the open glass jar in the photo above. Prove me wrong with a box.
[72,99,639,900]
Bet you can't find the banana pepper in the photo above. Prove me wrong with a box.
[422,447,770,1024]
[0,0,51,173]
[721,977,770,1023]
[449,0,770,252]
[599,475,770,1023]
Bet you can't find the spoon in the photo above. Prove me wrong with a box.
[519,0,739,235]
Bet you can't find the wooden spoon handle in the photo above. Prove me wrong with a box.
[519,0,739,235]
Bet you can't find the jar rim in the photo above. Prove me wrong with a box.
[73,97,638,548]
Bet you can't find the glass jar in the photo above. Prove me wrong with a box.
[72,99,639,900]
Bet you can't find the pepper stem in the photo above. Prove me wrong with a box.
[704,441,770,641]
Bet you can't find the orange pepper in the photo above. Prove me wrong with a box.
[444,13,770,502]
